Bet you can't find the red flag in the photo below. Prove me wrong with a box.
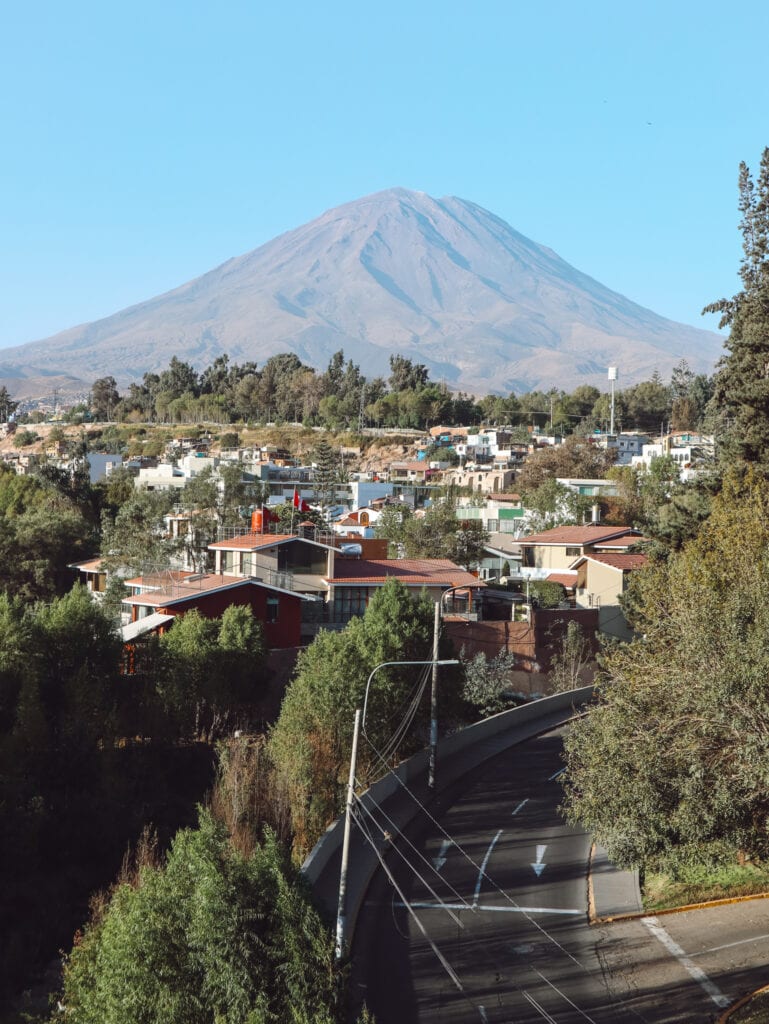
[301,498,311,513]
[293,489,301,509]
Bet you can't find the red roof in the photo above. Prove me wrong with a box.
[389,461,432,473]
[546,571,578,587]
[70,557,105,572]
[594,536,649,550]
[329,558,482,588]
[519,525,639,546]
[124,572,304,608]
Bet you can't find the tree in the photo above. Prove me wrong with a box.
[521,478,583,532]
[55,810,343,1024]
[548,621,592,691]
[563,469,769,871]
[100,488,177,575]
[268,580,438,857]
[0,385,18,422]
[516,434,617,492]
[0,466,94,600]
[373,502,412,555]
[91,377,120,421]
[14,428,37,448]
[388,354,429,392]
[623,372,671,432]
[461,647,518,719]
[402,502,488,570]
[157,608,266,738]
[311,439,343,515]
[158,357,199,400]
[705,149,769,473]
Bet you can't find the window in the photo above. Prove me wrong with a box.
[332,587,369,623]
[266,596,279,623]
[565,546,581,556]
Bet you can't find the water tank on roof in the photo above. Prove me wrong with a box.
[339,543,362,558]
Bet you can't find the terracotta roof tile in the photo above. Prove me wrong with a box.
[519,525,638,546]
[545,571,578,587]
[581,553,649,571]
[594,536,650,549]
[329,558,482,588]
[70,557,105,572]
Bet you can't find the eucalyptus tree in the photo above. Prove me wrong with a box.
[563,469,769,870]
[706,148,769,473]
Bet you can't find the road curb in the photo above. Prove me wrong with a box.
[587,843,769,924]
[716,983,769,1022]
[587,844,597,923]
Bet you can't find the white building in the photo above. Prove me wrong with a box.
[86,453,123,484]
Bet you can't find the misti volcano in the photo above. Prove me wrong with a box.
[0,188,723,398]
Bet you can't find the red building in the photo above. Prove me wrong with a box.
[122,570,309,650]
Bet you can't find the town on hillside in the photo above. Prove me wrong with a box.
[0,387,714,693]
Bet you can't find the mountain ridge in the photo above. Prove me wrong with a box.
[0,188,724,399]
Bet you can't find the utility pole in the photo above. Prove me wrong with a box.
[335,708,361,960]
[337,657,458,958]
[429,601,440,790]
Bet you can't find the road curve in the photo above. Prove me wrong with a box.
[351,728,769,1023]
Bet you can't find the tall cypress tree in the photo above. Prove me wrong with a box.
[705,148,769,472]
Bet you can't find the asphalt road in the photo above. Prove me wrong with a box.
[351,728,769,1023]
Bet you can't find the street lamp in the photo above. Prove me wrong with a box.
[335,656,458,960]
[608,366,618,437]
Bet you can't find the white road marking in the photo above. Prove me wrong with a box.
[473,829,503,907]
[689,932,769,957]
[395,900,582,916]
[643,916,730,1009]
[548,767,566,781]
[531,844,547,877]
[432,838,451,872]
[478,1008,488,1023]
[512,798,529,816]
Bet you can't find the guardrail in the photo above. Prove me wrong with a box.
[301,685,595,939]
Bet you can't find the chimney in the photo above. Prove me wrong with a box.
[591,503,601,525]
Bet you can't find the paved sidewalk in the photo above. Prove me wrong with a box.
[591,843,643,920]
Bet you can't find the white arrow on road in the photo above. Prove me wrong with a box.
[531,844,547,877]
[432,839,451,872]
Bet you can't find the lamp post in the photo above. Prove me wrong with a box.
[335,656,458,960]
[608,366,618,437]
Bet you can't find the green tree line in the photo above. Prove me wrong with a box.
[85,350,714,434]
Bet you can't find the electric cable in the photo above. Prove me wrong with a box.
[351,797,465,928]
[352,783,472,909]
[361,729,585,970]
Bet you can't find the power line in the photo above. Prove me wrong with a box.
[361,729,585,970]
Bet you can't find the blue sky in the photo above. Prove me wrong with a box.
[1,0,767,351]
